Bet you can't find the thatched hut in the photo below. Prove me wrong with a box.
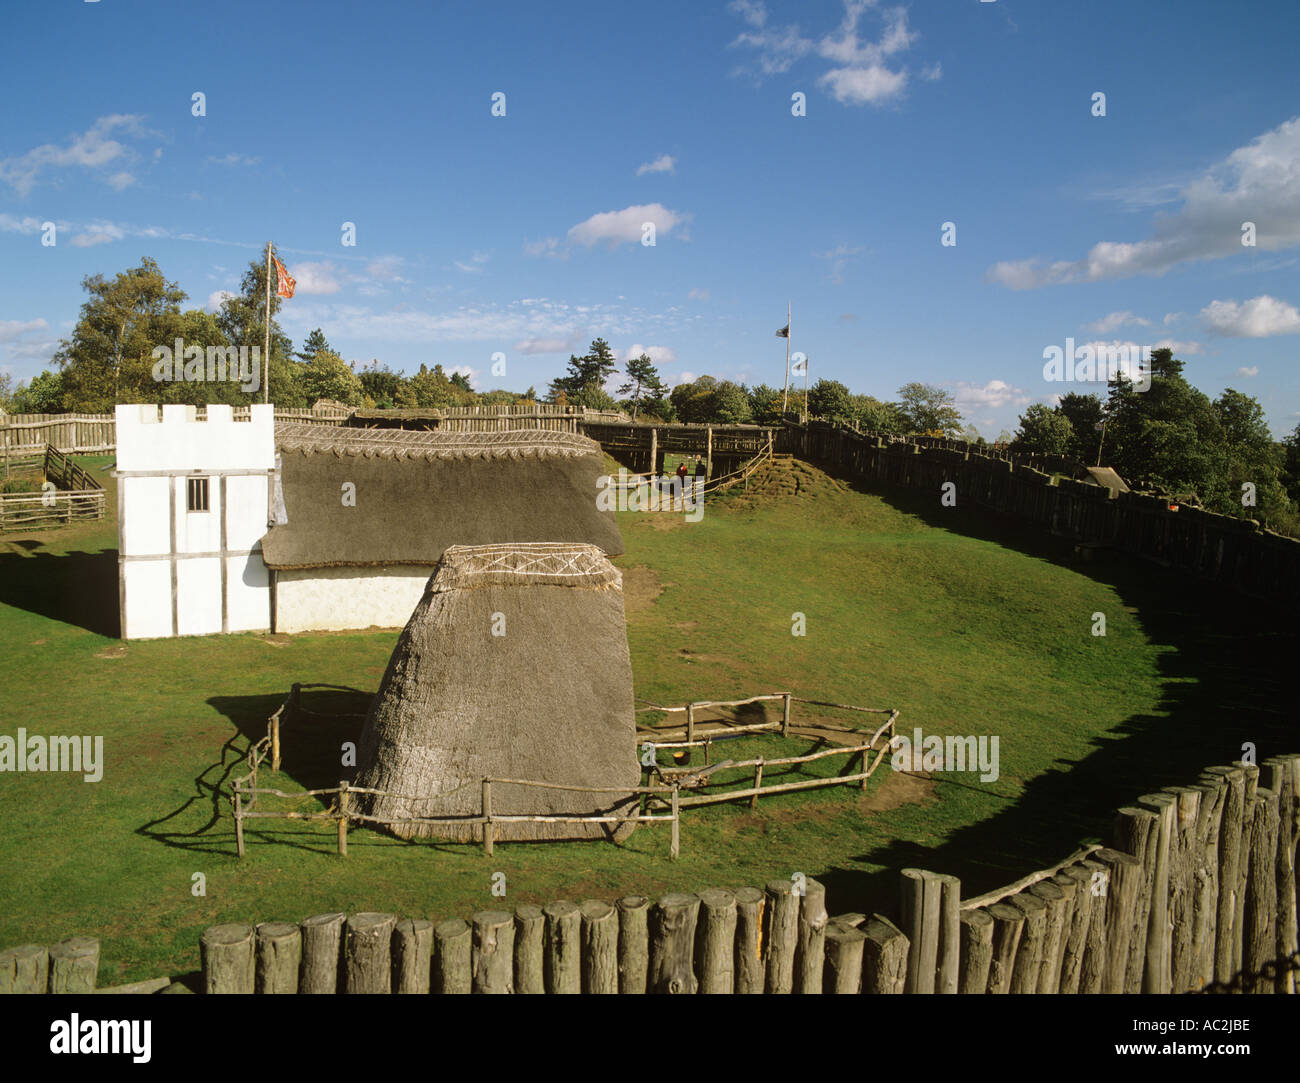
[260,423,623,633]
[354,542,640,841]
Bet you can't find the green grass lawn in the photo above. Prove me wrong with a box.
[0,453,1292,984]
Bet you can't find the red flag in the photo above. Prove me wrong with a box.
[273,256,296,299]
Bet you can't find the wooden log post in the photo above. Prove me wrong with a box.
[1007,892,1048,994]
[824,922,867,993]
[685,703,695,746]
[695,888,737,994]
[936,873,961,994]
[1202,764,1246,985]
[1262,754,1300,994]
[781,693,792,738]
[1056,866,1094,995]
[751,759,763,809]
[985,903,1025,995]
[471,910,515,994]
[543,900,581,994]
[434,919,472,994]
[580,901,618,994]
[1114,804,1162,994]
[1235,762,1261,980]
[670,786,680,861]
[1027,880,1069,994]
[861,915,909,995]
[900,868,941,994]
[1190,778,1227,991]
[649,893,700,994]
[763,879,800,994]
[1244,786,1280,994]
[616,895,650,995]
[513,905,545,995]
[337,780,350,857]
[1078,858,1110,994]
[299,913,346,994]
[393,918,433,994]
[958,909,994,994]
[1135,792,1176,994]
[201,924,254,994]
[233,783,245,858]
[48,938,99,994]
[1161,785,1202,992]
[255,922,301,994]
[346,912,395,994]
[796,878,828,994]
[1096,848,1142,994]
[733,887,766,994]
[481,778,494,856]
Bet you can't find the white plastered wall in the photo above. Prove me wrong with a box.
[116,403,275,639]
[275,566,431,633]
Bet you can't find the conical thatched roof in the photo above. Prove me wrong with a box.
[261,424,623,569]
[354,542,639,841]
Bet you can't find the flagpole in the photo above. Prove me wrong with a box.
[781,300,791,415]
[803,353,809,422]
[263,241,272,405]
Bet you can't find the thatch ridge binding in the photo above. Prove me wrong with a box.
[274,421,598,461]
[433,543,622,590]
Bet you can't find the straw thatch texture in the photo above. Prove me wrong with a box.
[354,543,640,841]
[261,424,623,569]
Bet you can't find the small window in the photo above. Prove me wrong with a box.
[186,476,210,513]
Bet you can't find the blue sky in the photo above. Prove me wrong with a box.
[1,0,1298,436]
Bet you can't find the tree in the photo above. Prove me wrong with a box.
[617,354,668,420]
[1013,403,1074,456]
[712,381,753,424]
[449,370,473,392]
[896,382,963,436]
[806,379,853,421]
[296,328,331,364]
[9,370,65,413]
[548,338,617,406]
[299,349,363,407]
[357,361,401,408]
[408,363,472,408]
[849,394,904,433]
[57,257,186,410]
[747,383,784,425]
[670,376,718,423]
[1055,392,1105,463]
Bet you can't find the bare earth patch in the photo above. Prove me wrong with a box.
[620,564,664,616]
[94,645,127,659]
[858,770,938,812]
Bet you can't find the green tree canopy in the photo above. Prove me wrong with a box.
[617,353,668,420]
[896,382,963,436]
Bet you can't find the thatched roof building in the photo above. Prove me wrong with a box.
[257,424,623,633]
[354,542,639,840]
[263,423,622,570]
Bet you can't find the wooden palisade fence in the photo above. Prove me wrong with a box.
[0,443,106,531]
[782,421,1300,606]
[3,754,1296,994]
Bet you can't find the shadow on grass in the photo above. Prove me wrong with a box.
[0,544,120,637]
[808,464,1298,921]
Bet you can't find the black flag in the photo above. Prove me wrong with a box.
[775,323,789,338]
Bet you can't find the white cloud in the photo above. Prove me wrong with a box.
[0,114,150,196]
[566,203,686,248]
[729,0,925,107]
[71,221,126,247]
[988,116,1300,288]
[1163,311,1183,326]
[515,335,582,355]
[688,288,710,302]
[1201,295,1300,337]
[524,236,565,259]
[1086,311,1151,335]
[0,318,49,343]
[1235,366,1259,377]
[106,171,135,191]
[950,379,1033,412]
[920,61,942,81]
[669,370,699,387]
[815,242,863,284]
[453,251,490,273]
[636,154,676,176]
[206,153,262,167]
[206,290,236,312]
[620,344,677,366]
[290,261,342,295]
